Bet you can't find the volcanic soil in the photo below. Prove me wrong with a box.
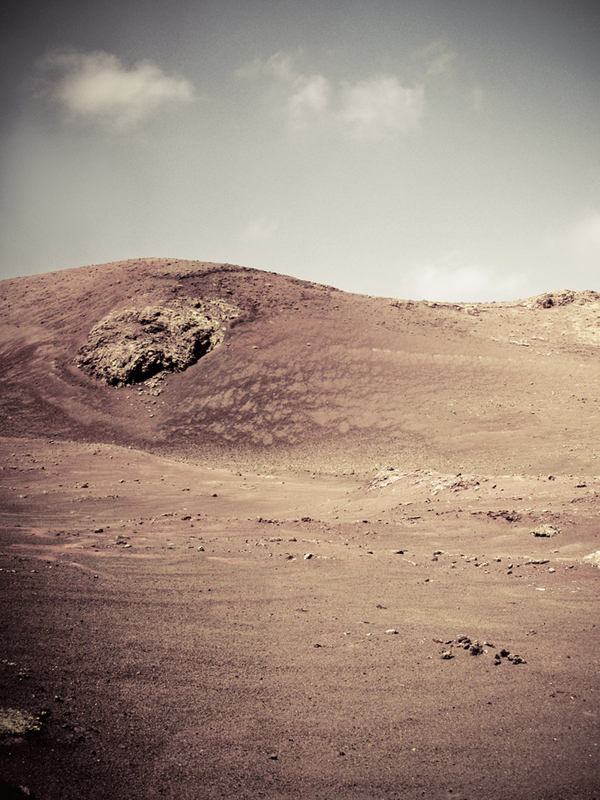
[0,258,599,799]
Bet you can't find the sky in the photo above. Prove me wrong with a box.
[1,0,599,302]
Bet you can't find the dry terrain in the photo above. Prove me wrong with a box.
[0,258,599,799]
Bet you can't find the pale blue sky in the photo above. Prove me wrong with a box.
[1,0,599,301]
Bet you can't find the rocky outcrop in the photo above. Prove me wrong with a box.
[526,289,600,308]
[76,298,238,386]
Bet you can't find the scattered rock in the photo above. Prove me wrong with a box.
[531,525,560,538]
[487,510,521,522]
[0,708,43,737]
[0,783,36,799]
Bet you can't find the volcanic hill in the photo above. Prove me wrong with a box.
[1,257,599,475]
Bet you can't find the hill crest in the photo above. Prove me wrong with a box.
[1,257,599,475]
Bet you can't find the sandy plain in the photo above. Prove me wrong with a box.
[0,259,599,799]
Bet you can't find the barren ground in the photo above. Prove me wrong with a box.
[0,260,599,799]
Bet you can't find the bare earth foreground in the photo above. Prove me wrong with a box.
[0,259,599,799]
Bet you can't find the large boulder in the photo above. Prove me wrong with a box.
[76,299,238,386]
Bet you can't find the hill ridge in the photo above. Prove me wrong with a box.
[1,258,599,475]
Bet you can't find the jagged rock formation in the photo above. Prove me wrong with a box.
[526,289,600,308]
[76,298,238,386]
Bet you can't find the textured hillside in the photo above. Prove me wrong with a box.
[1,257,599,474]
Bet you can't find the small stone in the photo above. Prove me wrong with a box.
[385,629,398,635]
[441,650,454,660]
[531,524,560,538]
[304,553,313,560]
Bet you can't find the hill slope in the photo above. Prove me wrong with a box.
[1,257,599,474]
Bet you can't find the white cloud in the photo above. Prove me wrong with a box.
[406,259,526,302]
[285,74,332,131]
[339,76,424,140]
[238,51,424,141]
[36,50,195,130]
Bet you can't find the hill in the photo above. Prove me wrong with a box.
[1,257,599,474]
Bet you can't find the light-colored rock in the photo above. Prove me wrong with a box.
[531,524,560,538]
[583,551,600,567]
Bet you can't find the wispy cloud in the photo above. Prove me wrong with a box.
[405,258,526,302]
[415,41,457,77]
[238,51,424,141]
[244,216,280,241]
[35,50,195,131]
[339,77,424,140]
[285,74,332,131]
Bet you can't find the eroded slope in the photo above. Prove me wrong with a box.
[1,258,599,474]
